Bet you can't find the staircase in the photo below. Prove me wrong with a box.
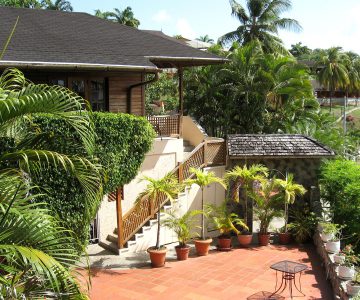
[99,139,226,254]
[183,139,195,161]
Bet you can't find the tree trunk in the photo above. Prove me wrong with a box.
[201,187,205,240]
[156,208,161,249]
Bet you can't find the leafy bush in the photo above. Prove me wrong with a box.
[31,112,155,246]
[320,159,360,252]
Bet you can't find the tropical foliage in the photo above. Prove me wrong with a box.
[136,173,180,250]
[0,0,72,10]
[219,0,301,54]
[0,68,97,297]
[95,7,140,28]
[185,168,226,240]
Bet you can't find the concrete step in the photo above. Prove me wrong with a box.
[183,140,192,147]
[98,240,119,255]
[183,146,194,152]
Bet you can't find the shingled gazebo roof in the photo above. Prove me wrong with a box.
[227,134,335,159]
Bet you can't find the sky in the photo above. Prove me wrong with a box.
[71,0,360,53]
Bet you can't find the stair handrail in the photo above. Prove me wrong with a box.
[119,138,226,247]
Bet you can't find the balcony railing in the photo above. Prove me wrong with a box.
[146,114,181,137]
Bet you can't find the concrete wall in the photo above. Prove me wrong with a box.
[182,116,206,146]
[97,194,117,243]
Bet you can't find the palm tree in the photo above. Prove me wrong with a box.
[277,173,306,232]
[219,0,301,54]
[224,164,268,229]
[196,35,214,44]
[0,68,101,297]
[316,47,350,112]
[98,7,140,28]
[136,173,179,250]
[41,0,73,11]
[185,167,226,240]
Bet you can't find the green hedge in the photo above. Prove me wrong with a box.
[320,159,360,252]
[31,112,155,246]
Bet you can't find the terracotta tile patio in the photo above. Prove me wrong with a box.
[87,244,332,300]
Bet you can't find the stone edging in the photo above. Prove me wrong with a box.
[314,232,354,300]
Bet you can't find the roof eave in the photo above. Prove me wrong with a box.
[229,154,335,160]
[0,60,159,72]
[147,56,229,68]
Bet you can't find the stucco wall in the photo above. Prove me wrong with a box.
[182,116,206,146]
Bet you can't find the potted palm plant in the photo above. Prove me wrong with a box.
[250,177,283,246]
[347,270,360,297]
[162,209,202,260]
[206,201,248,250]
[185,167,226,256]
[136,173,180,268]
[287,206,318,244]
[277,173,306,245]
[225,164,268,247]
[339,245,359,280]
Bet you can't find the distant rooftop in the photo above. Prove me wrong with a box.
[227,134,335,158]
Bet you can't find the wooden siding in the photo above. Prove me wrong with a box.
[109,73,144,115]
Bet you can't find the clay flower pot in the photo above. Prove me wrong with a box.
[175,245,190,261]
[347,282,360,297]
[258,233,270,246]
[237,234,253,248]
[194,238,213,256]
[218,236,231,250]
[279,232,292,245]
[147,247,167,268]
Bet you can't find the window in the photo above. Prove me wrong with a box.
[89,79,106,111]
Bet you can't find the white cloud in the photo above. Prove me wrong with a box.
[176,18,196,39]
[152,10,171,23]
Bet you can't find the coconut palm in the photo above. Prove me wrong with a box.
[219,0,301,54]
[277,173,306,232]
[41,0,73,11]
[184,167,226,240]
[196,35,214,44]
[0,68,102,297]
[94,9,112,20]
[136,173,180,250]
[102,7,140,28]
[316,47,350,112]
[224,164,268,228]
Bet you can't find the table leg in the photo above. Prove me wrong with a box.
[293,272,306,296]
[269,272,287,299]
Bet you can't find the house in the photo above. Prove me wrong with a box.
[0,6,228,254]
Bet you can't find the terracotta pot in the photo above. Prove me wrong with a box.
[258,233,270,246]
[279,232,292,245]
[175,245,190,261]
[237,234,253,247]
[218,236,231,249]
[147,247,167,268]
[347,282,360,296]
[194,238,213,256]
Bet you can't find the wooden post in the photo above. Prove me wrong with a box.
[178,162,183,183]
[116,187,124,249]
[203,140,208,166]
[178,67,184,137]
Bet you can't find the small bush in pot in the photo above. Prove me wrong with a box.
[321,223,342,242]
[334,251,346,265]
[339,245,360,280]
[277,173,306,245]
[325,226,343,254]
[250,177,283,246]
[206,201,248,250]
[185,168,226,256]
[287,206,318,244]
[347,270,360,297]
[162,209,202,261]
[136,173,180,268]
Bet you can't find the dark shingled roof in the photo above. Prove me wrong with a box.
[227,134,335,158]
[0,7,226,70]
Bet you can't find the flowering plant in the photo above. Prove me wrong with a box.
[341,245,360,267]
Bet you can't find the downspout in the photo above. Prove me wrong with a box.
[127,72,160,114]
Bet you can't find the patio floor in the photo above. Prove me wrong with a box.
[87,244,333,300]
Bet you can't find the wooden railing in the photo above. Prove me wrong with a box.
[146,114,181,137]
[117,139,226,248]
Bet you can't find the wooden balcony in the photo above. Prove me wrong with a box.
[146,114,181,137]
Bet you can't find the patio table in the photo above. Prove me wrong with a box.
[269,260,308,299]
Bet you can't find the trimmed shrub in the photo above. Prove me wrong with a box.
[31,112,155,246]
[320,159,360,252]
